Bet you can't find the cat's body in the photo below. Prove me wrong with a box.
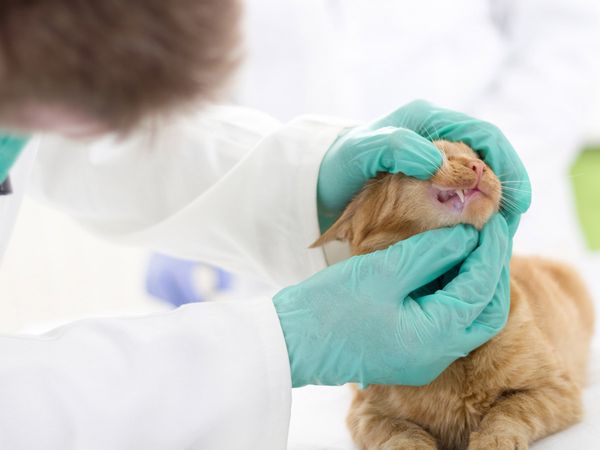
[314,141,594,450]
[348,256,593,450]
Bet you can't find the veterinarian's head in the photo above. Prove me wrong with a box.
[0,0,241,137]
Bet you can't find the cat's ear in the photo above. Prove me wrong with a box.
[310,204,356,248]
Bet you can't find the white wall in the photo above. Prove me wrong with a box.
[587,87,600,143]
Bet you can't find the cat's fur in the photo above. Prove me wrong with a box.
[313,141,594,450]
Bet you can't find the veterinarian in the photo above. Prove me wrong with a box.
[0,2,530,449]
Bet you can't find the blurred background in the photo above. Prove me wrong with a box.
[2,0,600,331]
[0,1,600,447]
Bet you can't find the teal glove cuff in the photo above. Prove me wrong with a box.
[0,134,30,184]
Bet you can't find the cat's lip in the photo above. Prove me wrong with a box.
[431,185,486,211]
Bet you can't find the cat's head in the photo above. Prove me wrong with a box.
[313,140,502,255]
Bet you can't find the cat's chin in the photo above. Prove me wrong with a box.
[430,207,496,232]
[460,207,496,230]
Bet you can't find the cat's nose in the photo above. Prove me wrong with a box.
[470,160,485,185]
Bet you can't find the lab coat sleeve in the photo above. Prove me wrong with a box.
[470,0,600,169]
[0,298,292,450]
[31,106,355,287]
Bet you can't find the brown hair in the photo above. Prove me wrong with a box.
[0,0,241,130]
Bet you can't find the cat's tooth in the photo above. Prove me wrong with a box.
[456,189,465,203]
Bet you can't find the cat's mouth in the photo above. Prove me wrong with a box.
[431,185,484,212]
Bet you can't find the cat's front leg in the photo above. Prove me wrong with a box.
[347,400,437,450]
[467,373,582,450]
[468,431,528,450]
[352,416,438,450]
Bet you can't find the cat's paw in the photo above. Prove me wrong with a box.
[380,434,438,450]
[468,431,528,450]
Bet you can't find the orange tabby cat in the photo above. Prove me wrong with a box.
[313,140,595,450]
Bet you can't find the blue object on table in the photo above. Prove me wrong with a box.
[145,253,233,307]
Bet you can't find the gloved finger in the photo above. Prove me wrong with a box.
[357,224,478,298]
[469,261,510,334]
[416,214,509,329]
[393,360,448,387]
[372,100,531,224]
[401,287,510,388]
[505,214,521,240]
[344,126,443,181]
[318,126,442,216]
[446,263,511,357]
[369,127,442,179]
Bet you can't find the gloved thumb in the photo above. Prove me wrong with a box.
[357,224,479,299]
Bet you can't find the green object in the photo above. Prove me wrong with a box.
[571,147,600,249]
[274,215,510,387]
[0,134,29,183]
[317,100,531,235]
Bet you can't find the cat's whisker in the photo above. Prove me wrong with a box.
[429,126,442,141]
[432,166,451,178]
[492,169,522,177]
[494,172,520,179]
[498,186,532,193]
[423,126,441,144]
[499,199,522,215]
[414,161,438,177]
[421,155,437,175]
[500,184,530,189]
[500,206,521,216]
[500,193,522,205]
[422,126,435,142]
[417,148,443,169]
[500,192,522,206]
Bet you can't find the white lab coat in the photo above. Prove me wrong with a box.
[0,108,353,449]
[0,0,599,448]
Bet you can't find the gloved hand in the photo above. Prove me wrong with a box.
[274,215,509,387]
[317,100,531,234]
[277,100,528,387]
[317,120,442,232]
[0,133,30,184]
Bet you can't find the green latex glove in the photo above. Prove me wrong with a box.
[317,123,442,232]
[0,133,30,184]
[274,215,509,387]
[317,100,531,235]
